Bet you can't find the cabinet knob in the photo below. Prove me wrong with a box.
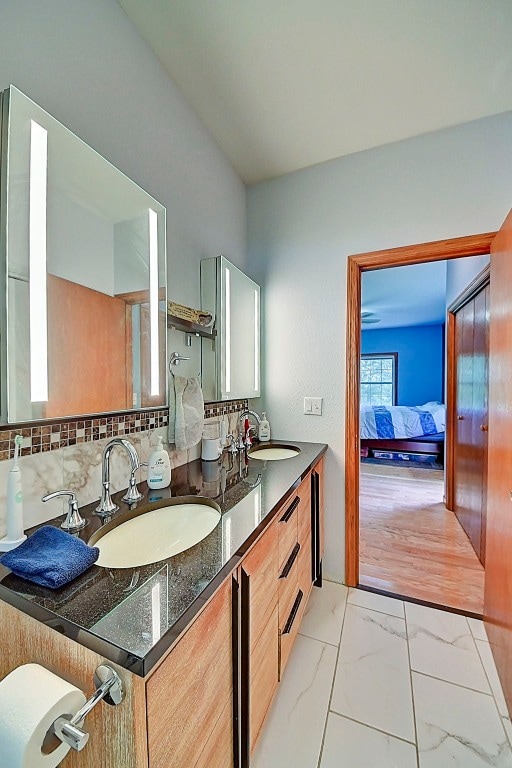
[458,415,464,420]
[480,424,488,432]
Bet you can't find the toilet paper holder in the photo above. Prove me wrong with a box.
[53,664,124,752]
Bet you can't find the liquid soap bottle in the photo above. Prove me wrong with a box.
[258,413,271,442]
[147,436,171,489]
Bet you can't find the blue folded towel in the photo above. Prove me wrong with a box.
[0,525,99,589]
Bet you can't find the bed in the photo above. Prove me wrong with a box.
[360,402,445,465]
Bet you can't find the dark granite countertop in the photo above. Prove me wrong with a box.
[0,440,326,676]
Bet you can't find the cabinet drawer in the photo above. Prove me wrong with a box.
[297,483,311,547]
[278,542,300,630]
[250,605,279,754]
[279,587,305,678]
[243,519,279,650]
[278,495,300,569]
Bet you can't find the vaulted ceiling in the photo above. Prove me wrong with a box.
[118,0,512,184]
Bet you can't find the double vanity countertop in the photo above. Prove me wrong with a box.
[0,440,326,677]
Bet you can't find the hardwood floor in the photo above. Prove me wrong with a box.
[359,462,485,614]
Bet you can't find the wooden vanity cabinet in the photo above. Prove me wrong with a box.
[0,456,325,768]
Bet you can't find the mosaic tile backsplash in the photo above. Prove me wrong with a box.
[0,399,250,537]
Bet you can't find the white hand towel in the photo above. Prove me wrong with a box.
[169,375,204,451]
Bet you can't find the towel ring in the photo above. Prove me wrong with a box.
[169,351,201,378]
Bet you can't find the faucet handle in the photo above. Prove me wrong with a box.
[122,464,144,504]
[42,490,87,533]
[225,434,238,455]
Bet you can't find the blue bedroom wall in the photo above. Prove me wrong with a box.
[361,324,444,406]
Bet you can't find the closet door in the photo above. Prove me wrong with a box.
[472,284,489,564]
[453,283,489,563]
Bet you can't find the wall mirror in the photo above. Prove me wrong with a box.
[0,86,167,423]
[200,255,260,401]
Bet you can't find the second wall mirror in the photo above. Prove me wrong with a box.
[200,255,260,402]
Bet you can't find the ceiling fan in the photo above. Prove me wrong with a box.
[361,310,380,325]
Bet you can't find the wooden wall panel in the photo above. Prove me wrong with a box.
[484,209,512,713]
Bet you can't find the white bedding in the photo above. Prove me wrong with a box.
[360,402,446,440]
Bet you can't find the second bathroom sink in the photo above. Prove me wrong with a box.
[248,443,301,461]
[89,497,221,569]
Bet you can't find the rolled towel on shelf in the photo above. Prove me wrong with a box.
[169,375,204,451]
[0,525,99,589]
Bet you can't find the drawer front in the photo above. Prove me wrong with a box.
[297,488,311,546]
[242,519,279,650]
[278,542,300,630]
[279,587,305,678]
[278,494,300,570]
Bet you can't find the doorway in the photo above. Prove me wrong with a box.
[344,232,495,614]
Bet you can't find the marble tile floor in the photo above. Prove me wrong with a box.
[252,582,512,768]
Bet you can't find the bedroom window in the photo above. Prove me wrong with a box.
[360,353,397,406]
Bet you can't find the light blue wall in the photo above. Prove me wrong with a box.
[361,325,444,406]
[247,110,512,580]
[446,254,490,306]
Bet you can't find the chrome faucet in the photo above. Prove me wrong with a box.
[95,438,142,516]
[237,410,261,450]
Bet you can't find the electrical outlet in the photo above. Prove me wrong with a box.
[311,397,323,415]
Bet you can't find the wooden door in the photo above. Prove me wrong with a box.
[45,274,131,418]
[453,284,489,563]
[485,208,512,713]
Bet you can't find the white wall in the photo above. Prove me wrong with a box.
[247,111,512,583]
[0,0,246,306]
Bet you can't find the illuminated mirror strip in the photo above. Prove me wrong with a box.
[254,288,259,393]
[225,266,231,394]
[29,120,48,402]
[148,209,159,396]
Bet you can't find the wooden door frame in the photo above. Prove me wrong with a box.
[345,232,496,587]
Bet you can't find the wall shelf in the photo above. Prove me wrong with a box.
[167,314,217,340]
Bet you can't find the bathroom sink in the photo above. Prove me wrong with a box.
[88,497,221,569]
[248,443,301,461]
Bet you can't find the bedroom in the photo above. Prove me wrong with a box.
[359,252,489,614]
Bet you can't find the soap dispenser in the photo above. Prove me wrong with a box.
[258,413,271,442]
[147,436,171,489]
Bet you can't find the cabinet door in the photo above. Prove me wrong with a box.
[250,605,279,755]
[146,578,233,768]
[239,520,279,761]
[195,698,234,768]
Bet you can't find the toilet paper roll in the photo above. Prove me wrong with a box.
[0,663,87,768]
